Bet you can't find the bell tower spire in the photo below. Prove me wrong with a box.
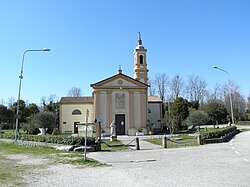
[133,32,148,84]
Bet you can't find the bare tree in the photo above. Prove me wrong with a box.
[247,93,250,111]
[170,75,185,99]
[40,96,47,107]
[222,81,246,120]
[7,97,15,108]
[148,78,156,96]
[206,84,224,103]
[154,73,169,102]
[0,98,5,105]
[48,94,58,103]
[233,91,246,120]
[40,95,59,108]
[68,87,82,97]
[186,75,207,106]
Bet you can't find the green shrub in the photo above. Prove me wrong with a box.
[200,126,236,139]
[1,132,15,139]
[17,134,95,146]
[21,124,39,135]
[1,130,96,146]
[186,110,209,128]
[52,128,59,135]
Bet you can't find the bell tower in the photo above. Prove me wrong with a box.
[133,32,148,84]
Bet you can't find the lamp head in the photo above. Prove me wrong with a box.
[43,48,51,51]
[213,66,218,69]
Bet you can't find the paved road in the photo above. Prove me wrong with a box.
[87,131,250,187]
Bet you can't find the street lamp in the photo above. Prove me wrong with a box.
[15,48,50,141]
[213,66,234,125]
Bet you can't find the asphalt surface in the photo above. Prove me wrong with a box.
[87,131,250,187]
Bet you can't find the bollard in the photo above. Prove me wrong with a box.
[135,137,140,150]
[197,134,202,145]
[95,140,102,151]
[162,136,167,148]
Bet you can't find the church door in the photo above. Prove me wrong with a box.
[115,114,125,135]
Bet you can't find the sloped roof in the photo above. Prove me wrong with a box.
[148,96,162,103]
[60,97,93,104]
[90,71,149,89]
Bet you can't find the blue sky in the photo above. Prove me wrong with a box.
[0,0,249,105]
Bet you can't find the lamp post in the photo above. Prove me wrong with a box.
[84,109,89,161]
[213,66,234,125]
[15,48,50,141]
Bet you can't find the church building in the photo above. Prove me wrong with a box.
[60,34,163,136]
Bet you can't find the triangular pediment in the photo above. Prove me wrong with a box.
[90,73,148,89]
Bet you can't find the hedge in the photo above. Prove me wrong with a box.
[0,132,95,146]
[200,126,237,139]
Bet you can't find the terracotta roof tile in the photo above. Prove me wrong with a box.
[148,96,162,102]
[60,97,93,104]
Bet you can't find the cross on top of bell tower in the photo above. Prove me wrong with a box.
[138,32,142,45]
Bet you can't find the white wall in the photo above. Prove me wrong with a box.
[60,103,94,133]
[99,91,107,129]
[148,102,162,130]
[133,92,141,129]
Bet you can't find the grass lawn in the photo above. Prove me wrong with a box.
[0,140,103,166]
[101,139,130,151]
[237,121,250,126]
[0,140,60,155]
[145,134,199,148]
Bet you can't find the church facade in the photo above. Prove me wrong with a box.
[60,34,163,136]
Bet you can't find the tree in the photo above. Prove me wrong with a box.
[170,75,185,99]
[207,84,224,102]
[26,103,40,122]
[10,100,40,125]
[43,102,59,113]
[186,75,207,107]
[231,91,246,121]
[202,101,228,125]
[31,111,56,132]
[10,100,29,123]
[148,78,156,96]
[186,110,209,129]
[0,105,8,123]
[7,97,15,108]
[154,73,169,117]
[170,97,189,131]
[68,87,82,97]
[247,93,250,111]
[0,99,4,105]
[27,103,39,115]
[188,100,199,111]
[154,73,169,102]
[0,105,14,128]
[222,81,246,121]
[40,95,59,114]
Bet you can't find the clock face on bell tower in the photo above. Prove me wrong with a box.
[133,32,148,84]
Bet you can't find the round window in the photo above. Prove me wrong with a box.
[118,80,123,85]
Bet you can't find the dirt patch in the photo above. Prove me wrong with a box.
[3,154,50,166]
[0,153,53,186]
